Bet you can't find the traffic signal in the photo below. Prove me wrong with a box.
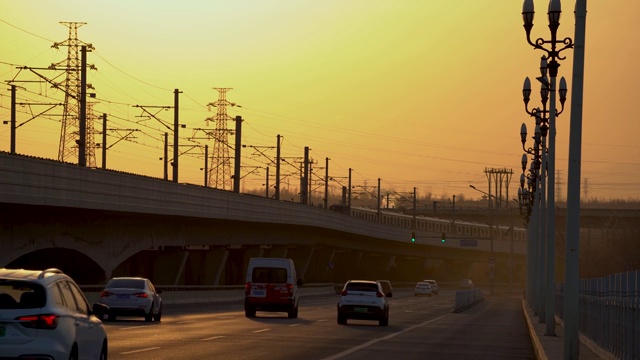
[441,232,446,243]
[411,232,416,243]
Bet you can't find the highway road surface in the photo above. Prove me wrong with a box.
[104,289,535,360]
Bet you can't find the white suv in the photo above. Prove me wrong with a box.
[337,280,389,326]
[0,268,108,360]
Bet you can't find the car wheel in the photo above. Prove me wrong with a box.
[337,312,347,325]
[154,304,162,322]
[379,314,389,326]
[145,303,154,322]
[68,344,78,360]
[287,304,298,319]
[100,340,108,360]
[245,306,256,318]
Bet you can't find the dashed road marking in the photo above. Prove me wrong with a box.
[121,347,161,355]
[201,335,226,341]
[120,326,145,331]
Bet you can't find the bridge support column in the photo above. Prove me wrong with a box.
[323,249,336,282]
[214,249,229,287]
[300,247,315,280]
[385,256,396,273]
[174,251,190,286]
[103,267,113,283]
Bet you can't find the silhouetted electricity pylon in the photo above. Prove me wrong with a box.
[85,102,98,167]
[50,21,95,164]
[484,167,513,210]
[206,88,235,190]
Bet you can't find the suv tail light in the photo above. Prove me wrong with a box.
[285,283,293,294]
[99,291,113,298]
[245,282,251,295]
[133,293,148,298]
[376,292,384,298]
[340,290,348,296]
[16,314,58,329]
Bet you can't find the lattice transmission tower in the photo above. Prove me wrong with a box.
[484,167,513,210]
[206,88,235,190]
[51,21,96,165]
[85,102,98,167]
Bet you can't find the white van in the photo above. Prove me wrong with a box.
[244,258,301,318]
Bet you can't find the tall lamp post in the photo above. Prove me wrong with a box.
[522,0,573,336]
[522,60,568,326]
[519,124,542,315]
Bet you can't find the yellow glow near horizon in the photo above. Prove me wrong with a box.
[1,1,640,202]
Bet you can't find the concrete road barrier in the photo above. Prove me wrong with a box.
[453,288,484,312]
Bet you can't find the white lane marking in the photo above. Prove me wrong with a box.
[317,319,328,322]
[176,320,196,324]
[218,316,234,319]
[201,335,226,341]
[121,347,161,355]
[321,313,451,360]
[289,323,301,327]
[120,326,144,331]
[253,328,271,333]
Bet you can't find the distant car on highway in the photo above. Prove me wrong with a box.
[0,268,108,359]
[337,280,389,326]
[424,280,439,294]
[414,281,433,296]
[458,279,475,289]
[377,280,393,297]
[99,277,163,322]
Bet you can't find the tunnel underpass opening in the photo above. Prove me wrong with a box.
[7,248,105,284]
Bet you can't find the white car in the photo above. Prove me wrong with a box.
[424,279,439,295]
[414,281,433,296]
[98,277,162,322]
[337,280,389,326]
[0,268,108,360]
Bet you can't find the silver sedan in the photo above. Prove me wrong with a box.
[98,277,163,322]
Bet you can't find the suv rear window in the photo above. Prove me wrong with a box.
[251,267,287,283]
[0,281,46,309]
[345,282,378,292]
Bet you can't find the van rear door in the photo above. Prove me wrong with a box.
[249,267,291,302]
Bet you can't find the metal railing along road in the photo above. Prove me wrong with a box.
[556,270,639,360]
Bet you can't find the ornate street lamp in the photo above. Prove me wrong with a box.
[520,121,543,309]
[521,0,573,337]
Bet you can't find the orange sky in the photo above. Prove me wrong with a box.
[1,1,639,203]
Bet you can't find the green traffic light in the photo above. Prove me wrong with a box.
[411,232,416,242]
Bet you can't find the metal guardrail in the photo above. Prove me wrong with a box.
[80,283,335,293]
[556,270,639,360]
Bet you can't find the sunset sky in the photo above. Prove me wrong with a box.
[1,1,639,203]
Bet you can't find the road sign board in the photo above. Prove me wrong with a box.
[459,239,477,247]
